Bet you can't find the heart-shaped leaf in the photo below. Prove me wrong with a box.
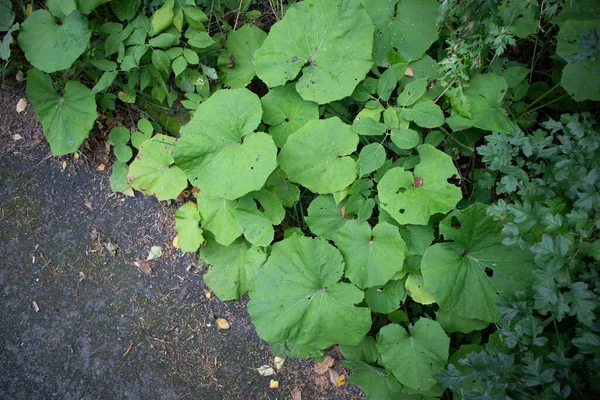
[174,88,277,200]
[174,202,204,253]
[247,235,372,357]
[26,68,97,156]
[218,24,267,88]
[279,117,359,194]
[18,10,91,73]
[254,0,374,104]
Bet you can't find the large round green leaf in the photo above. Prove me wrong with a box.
[197,193,242,246]
[18,10,91,73]
[337,220,406,289]
[218,25,267,88]
[446,74,513,133]
[421,203,535,322]
[365,279,407,314]
[377,319,450,392]
[0,0,15,31]
[361,0,439,65]
[201,238,267,300]
[174,202,204,253]
[26,68,97,156]
[261,84,319,147]
[378,144,462,225]
[127,135,188,201]
[346,362,402,400]
[254,0,374,104]
[305,195,348,241]
[279,117,359,194]
[247,235,371,356]
[174,88,277,200]
[556,19,600,101]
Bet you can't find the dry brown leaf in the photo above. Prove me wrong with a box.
[340,204,347,218]
[84,198,93,210]
[291,387,302,400]
[134,259,152,275]
[97,163,106,171]
[314,374,329,391]
[404,66,415,77]
[16,98,27,113]
[328,367,339,386]
[191,187,201,197]
[314,355,334,375]
[269,379,279,389]
[216,318,230,330]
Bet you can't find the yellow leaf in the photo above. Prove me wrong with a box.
[404,67,415,77]
[205,291,212,299]
[122,187,135,197]
[73,152,80,160]
[269,380,279,389]
[61,161,67,170]
[216,318,230,330]
[16,70,24,82]
[172,235,179,248]
[25,4,33,17]
[97,163,106,171]
[256,365,275,376]
[336,374,345,387]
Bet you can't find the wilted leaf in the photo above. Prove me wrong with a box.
[256,365,275,376]
[146,245,162,260]
[135,259,152,275]
[16,98,27,113]
[12,134,23,141]
[291,387,302,400]
[216,318,230,330]
[314,355,335,375]
[97,163,105,171]
[274,356,285,371]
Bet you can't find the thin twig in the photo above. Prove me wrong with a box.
[233,0,244,31]
[434,78,456,103]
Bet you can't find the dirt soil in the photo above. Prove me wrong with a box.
[0,81,364,400]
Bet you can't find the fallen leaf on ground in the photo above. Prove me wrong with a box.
[216,318,230,330]
[336,374,345,387]
[16,98,27,113]
[172,235,179,248]
[205,291,211,299]
[84,198,93,210]
[61,161,67,170]
[404,67,414,77]
[274,356,285,371]
[314,355,334,375]
[97,163,105,171]
[328,368,341,387]
[104,241,117,255]
[32,301,39,312]
[291,387,302,400]
[134,259,152,275]
[314,374,329,390]
[16,70,23,81]
[12,134,23,141]
[73,152,79,160]
[256,365,275,376]
[146,245,162,260]
[269,380,279,389]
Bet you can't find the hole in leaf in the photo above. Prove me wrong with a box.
[377,287,385,292]
[399,208,405,214]
[485,268,494,277]
[396,187,406,195]
[450,216,461,229]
